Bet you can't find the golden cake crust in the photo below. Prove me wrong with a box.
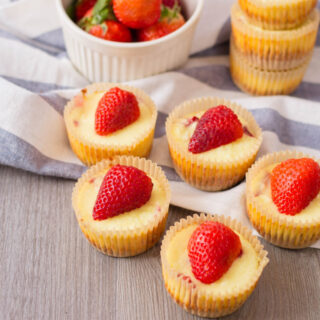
[165,97,262,191]
[64,83,157,166]
[161,213,269,318]
[229,40,310,96]
[231,4,319,62]
[72,156,171,257]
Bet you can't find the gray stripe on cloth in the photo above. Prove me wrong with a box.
[1,75,73,93]
[32,28,66,51]
[191,42,229,58]
[0,28,66,57]
[291,82,320,101]
[215,18,231,43]
[39,92,69,115]
[0,128,182,182]
[251,108,320,150]
[0,128,86,180]
[155,111,167,138]
[180,65,320,102]
[159,165,182,182]
[316,28,320,46]
[180,65,237,91]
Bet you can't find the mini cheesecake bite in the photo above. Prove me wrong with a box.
[238,0,317,31]
[166,97,262,191]
[161,214,268,318]
[72,156,170,257]
[246,151,320,248]
[64,83,157,166]
[231,3,319,64]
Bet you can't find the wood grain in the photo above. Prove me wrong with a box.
[0,165,320,320]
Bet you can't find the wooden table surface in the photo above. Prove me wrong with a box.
[1,165,320,320]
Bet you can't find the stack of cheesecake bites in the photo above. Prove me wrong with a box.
[230,0,319,95]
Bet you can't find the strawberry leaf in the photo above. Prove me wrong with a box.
[93,0,111,15]
[92,7,116,24]
[77,0,115,30]
[78,15,93,30]
[160,3,180,21]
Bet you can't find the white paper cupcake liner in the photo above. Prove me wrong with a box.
[64,82,157,166]
[166,97,262,191]
[230,43,311,96]
[161,213,269,318]
[231,4,319,62]
[246,150,320,248]
[72,156,171,257]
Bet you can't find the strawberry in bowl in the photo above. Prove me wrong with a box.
[56,0,204,82]
[77,2,132,42]
[113,0,162,29]
[67,0,186,43]
[138,2,186,42]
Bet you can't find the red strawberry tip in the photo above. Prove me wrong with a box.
[188,105,244,154]
[113,0,162,29]
[95,87,140,135]
[271,158,320,215]
[188,221,242,284]
[93,165,153,220]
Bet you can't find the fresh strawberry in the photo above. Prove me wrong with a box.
[188,221,242,284]
[95,87,140,135]
[113,0,162,29]
[138,5,185,42]
[162,0,181,9]
[271,158,320,215]
[188,105,243,154]
[75,0,97,21]
[87,20,132,41]
[93,165,153,220]
[78,0,132,42]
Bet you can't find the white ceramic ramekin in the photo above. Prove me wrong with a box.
[56,0,204,82]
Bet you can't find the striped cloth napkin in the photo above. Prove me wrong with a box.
[0,0,320,247]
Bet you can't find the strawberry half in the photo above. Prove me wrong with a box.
[138,5,185,42]
[78,1,132,42]
[93,165,153,220]
[188,221,242,284]
[95,87,140,135]
[113,0,162,29]
[271,158,320,215]
[188,105,244,154]
[87,20,132,42]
